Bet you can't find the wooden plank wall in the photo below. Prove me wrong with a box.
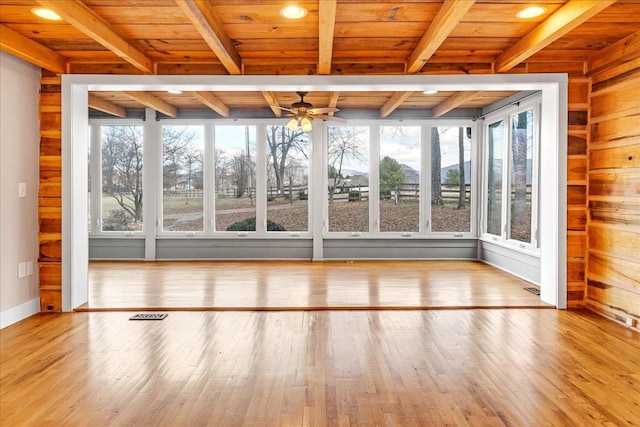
[585,32,640,329]
[38,70,62,312]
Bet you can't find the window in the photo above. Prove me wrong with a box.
[266,125,309,232]
[430,125,472,233]
[98,124,144,232]
[509,109,534,243]
[483,99,539,250]
[214,125,256,232]
[161,125,205,232]
[327,126,370,233]
[486,120,504,236]
[379,126,421,233]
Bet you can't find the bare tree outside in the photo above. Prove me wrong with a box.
[266,125,307,193]
[327,126,367,203]
[161,125,204,231]
[431,127,443,206]
[100,125,143,231]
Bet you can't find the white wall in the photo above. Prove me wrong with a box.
[0,51,41,328]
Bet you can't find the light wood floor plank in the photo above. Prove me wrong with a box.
[83,260,549,310]
[3,310,638,426]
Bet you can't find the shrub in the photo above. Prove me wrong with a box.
[380,189,392,200]
[226,217,285,232]
[102,209,135,231]
[298,190,308,200]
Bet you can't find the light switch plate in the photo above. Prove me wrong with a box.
[18,262,26,278]
[18,182,27,198]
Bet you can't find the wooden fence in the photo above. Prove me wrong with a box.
[165,184,531,203]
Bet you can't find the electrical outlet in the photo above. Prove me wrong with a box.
[26,261,34,276]
[18,262,26,278]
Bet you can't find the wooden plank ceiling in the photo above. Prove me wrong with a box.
[1,0,636,118]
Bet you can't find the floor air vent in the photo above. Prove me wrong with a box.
[129,313,168,321]
[524,287,540,295]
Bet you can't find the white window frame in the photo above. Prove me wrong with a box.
[324,119,477,239]
[156,119,313,238]
[89,119,145,236]
[480,96,541,254]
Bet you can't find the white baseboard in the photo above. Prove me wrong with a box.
[1,298,40,329]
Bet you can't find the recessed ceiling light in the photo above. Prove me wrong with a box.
[422,90,438,95]
[167,89,183,94]
[516,6,545,19]
[280,5,308,19]
[31,8,62,21]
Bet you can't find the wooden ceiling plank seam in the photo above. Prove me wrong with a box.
[88,94,126,118]
[494,0,617,73]
[588,30,640,75]
[318,0,337,75]
[122,91,177,117]
[262,91,282,117]
[380,91,413,118]
[406,0,477,74]
[192,91,230,117]
[36,0,154,74]
[432,91,481,118]
[0,24,67,73]
[174,0,242,75]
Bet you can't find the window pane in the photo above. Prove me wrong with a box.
[100,125,143,232]
[431,126,472,232]
[510,109,534,243]
[214,126,256,232]
[379,126,420,233]
[162,125,204,232]
[327,126,369,233]
[486,121,504,236]
[266,126,309,232]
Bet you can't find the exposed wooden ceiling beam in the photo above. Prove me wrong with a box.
[175,0,242,75]
[328,92,340,116]
[88,94,126,117]
[432,91,480,118]
[318,0,337,75]
[0,24,67,73]
[122,92,177,117]
[407,0,476,74]
[380,91,413,118]
[37,0,154,74]
[192,91,229,117]
[494,0,616,73]
[262,91,282,117]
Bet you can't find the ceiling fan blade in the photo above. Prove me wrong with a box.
[309,107,340,114]
[270,105,296,114]
[310,114,347,122]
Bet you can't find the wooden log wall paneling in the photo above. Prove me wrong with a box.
[566,77,591,306]
[586,41,640,329]
[38,70,62,312]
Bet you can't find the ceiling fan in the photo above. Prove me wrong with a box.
[271,91,343,132]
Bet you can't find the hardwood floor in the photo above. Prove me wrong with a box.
[2,309,639,426]
[83,260,550,310]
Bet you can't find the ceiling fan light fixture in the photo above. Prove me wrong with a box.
[516,6,545,19]
[300,117,313,133]
[280,5,307,19]
[31,7,62,20]
[287,118,299,131]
